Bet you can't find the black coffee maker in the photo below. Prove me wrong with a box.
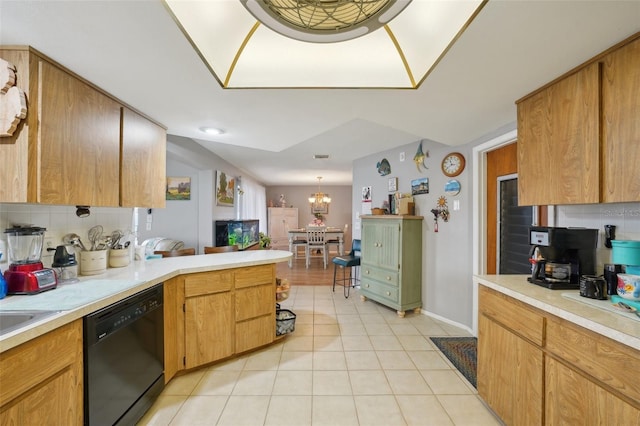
[528,226,598,289]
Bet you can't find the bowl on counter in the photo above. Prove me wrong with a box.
[617,273,640,301]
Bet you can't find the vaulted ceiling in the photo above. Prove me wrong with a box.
[2,1,638,185]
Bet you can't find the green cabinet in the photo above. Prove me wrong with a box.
[359,215,423,317]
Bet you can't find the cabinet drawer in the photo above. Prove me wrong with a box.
[479,286,544,346]
[184,271,232,297]
[546,316,640,405]
[361,263,399,287]
[0,320,82,406]
[235,314,274,353]
[235,265,274,289]
[361,279,399,303]
[235,283,275,321]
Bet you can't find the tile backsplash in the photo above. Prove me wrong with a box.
[0,203,134,271]
[555,202,640,272]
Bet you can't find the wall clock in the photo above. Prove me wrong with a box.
[441,152,465,177]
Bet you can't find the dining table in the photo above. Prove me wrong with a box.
[287,227,344,267]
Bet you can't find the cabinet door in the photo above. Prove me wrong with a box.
[38,59,121,206]
[185,291,234,368]
[602,37,640,203]
[164,277,185,383]
[121,107,166,208]
[478,315,543,425]
[517,63,600,206]
[362,219,399,271]
[268,208,298,249]
[546,357,640,424]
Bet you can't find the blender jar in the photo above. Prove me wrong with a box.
[4,226,47,264]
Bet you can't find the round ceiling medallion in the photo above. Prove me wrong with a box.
[241,0,412,43]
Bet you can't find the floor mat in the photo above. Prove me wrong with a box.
[430,336,477,388]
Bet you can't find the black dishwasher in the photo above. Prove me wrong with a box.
[84,284,164,426]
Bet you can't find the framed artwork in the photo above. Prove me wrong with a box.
[216,170,235,207]
[166,176,191,200]
[311,202,329,215]
[388,177,398,192]
[411,177,429,196]
[362,186,372,202]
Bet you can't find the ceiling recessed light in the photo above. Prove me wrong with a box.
[200,126,225,135]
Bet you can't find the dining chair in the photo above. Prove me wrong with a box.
[285,223,307,260]
[204,245,239,254]
[326,223,347,255]
[305,227,327,269]
[154,248,196,257]
[332,239,361,298]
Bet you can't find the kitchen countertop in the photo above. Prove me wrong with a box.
[0,250,292,352]
[474,274,640,351]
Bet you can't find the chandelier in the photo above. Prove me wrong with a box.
[240,0,412,43]
[309,177,331,204]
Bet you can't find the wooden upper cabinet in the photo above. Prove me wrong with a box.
[602,37,640,203]
[121,107,166,208]
[517,62,600,206]
[38,59,121,206]
[0,46,165,207]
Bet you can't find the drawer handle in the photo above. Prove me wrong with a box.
[365,270,370,274]
[365,283,369,288]
[386,291,391,296]
[386,276,391,281]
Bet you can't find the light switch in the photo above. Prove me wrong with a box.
[453,199,460,211]
[399,152,405,162]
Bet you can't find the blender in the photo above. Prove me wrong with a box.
[3,226,57,294]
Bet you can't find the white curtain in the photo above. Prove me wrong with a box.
[239,176,267,233]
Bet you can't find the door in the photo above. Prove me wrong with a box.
[498,175,534,274]
[487,143,545,274]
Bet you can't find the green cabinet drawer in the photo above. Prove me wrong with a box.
[361,279,399,304]
[361,263,399,287]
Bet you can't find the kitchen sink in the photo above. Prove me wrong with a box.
[0,310,60,335]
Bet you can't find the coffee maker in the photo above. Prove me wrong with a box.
[528,226,598,289]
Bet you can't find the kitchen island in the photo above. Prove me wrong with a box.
[474,274,640,425]
[0,250,291,425]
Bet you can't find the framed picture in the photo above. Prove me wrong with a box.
[216,170,235,207]
[388,177,398,192]
[311,202,329,215]
[362,186,372,202]
[411,177,429,196]
[166,176,191,200]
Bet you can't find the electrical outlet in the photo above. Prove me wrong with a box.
[146,222,152,231]
[399,152,405,162]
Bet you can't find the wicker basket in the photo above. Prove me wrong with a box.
[276,308,296,336]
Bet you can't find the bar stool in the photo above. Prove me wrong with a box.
[154,248,196,257]
[204,245,238,253]
[331,239,361,298]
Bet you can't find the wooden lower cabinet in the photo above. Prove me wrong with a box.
[546,357,640,424]
[478,291,543,425]
[164,264,276,374]
[478,285,640,425]
[0,320,83,425]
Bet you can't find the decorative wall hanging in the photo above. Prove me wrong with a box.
[388,177,398,192]
[0,58,27,137]
[444,179,461,196]
[441,152,466,177]
[376,158,391,176]
[413,140,429,172]
[216,170,235,206]
[166,176,191,200]
[430,196,450,232]
[411,177,429,196]
[362,186,372,202]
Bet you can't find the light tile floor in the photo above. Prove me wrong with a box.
[139,285,502,426]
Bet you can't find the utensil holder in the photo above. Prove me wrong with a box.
[109,248,130,268]
[80,250,107,276]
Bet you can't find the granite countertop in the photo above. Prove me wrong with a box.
[0,250,292,352]
[474,274,640,351]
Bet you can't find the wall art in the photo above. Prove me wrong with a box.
[216,170,235,207]
[166,176,191,200]
[362,186,372,202]
[411,177,429,196]
[376,158,391,176]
